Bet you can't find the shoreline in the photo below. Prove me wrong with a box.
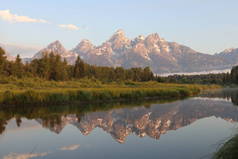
[0,80,219,106]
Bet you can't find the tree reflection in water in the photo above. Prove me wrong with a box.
[1,89,238,144]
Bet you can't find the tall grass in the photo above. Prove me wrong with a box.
[0,77,219,106]
[213,134,238,159]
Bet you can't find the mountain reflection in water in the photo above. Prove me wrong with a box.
[35,98,238,143]
[1,88,238,144]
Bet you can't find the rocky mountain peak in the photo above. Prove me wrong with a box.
[72,39,94,54]
[114,29,125,36]
[94,42,113,55]
[50,40,61,45]
[109,29,127,41]
[28,30,238,74]
[145,33,161,45]
[33,40,77,64]
[80,39,92,44]
[46,40,65,53]
[134,35,145,42]
[108,29,131,50]
[137,35,145,40]
[222,48,237,54]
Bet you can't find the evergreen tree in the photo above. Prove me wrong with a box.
[231,66,238,84]
[73,56,85,78]
[142,67,154,81]
[13,54,24,78]
[0,47,7,75]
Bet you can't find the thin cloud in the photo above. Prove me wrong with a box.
[60,144,80,151]
[0,10,48,23]
[58,24,80,31]
[3,152,48,159]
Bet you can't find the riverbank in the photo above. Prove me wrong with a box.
[213,134,238,159]
[0,77,219,106]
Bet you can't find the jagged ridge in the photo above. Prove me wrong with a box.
[22,30,238,73]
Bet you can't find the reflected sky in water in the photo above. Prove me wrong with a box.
[1,89,238,159]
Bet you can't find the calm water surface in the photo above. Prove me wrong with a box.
[1,88,238,159]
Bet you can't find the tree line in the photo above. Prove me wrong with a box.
[0,47,154,82]
[3,46,238,84]
[157,73,231,85]
[156,66,238,85]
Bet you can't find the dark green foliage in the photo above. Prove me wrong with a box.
[0,48,26,77]
[28,53,69,81]
[73,56,85,78]
[142,67,154,81]
[157,73,231,85]
[231,66,238,84]
[0,47,155,82]
[0,47,8,75]
[213,134,238,159]
[11,54,25,78]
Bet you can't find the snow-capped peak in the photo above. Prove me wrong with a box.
[71,39,95,55]
[108,29,131,51]
[114,29,125,35]
[137,35,145,40]
[222,48,237,53]
[145,33,161,44]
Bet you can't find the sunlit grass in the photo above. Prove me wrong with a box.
[0,77,220,105]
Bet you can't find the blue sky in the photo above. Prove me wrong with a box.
[0,0,238,54]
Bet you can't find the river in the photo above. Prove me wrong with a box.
[0,88,238,159]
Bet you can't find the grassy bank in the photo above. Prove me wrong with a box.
[213,134,238,159]
[0,77,219,106]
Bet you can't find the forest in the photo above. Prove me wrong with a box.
[0,47,154,82]
[157,66,238,85]
[157,73,231,85]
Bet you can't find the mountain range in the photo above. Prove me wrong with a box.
[3,30,238,74]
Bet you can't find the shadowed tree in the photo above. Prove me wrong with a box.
[73,56,85,79]
[12,54,25,78]
[231,66,238,84]
[0,47,8,75]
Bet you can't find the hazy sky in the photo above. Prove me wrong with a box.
[1,0,238,54]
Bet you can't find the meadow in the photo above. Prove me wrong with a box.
[0,77,219,106]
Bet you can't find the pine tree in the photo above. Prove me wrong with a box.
[13,54,24,78]
[231,66,238,84]
[73,56,85,78]
[0,47,7,75]
[78,59,85,78]
[142,67,154,81]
